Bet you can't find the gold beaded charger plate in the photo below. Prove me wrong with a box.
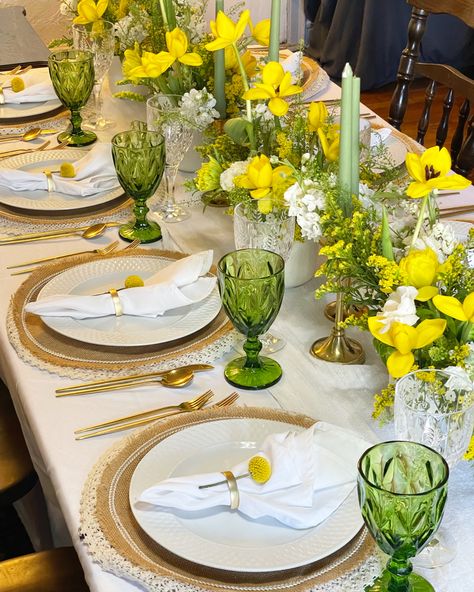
[129,416,363,572]
[0,149,124,211]
[37,255,222,347]
[80,406,378,592]
[8,249,235,379]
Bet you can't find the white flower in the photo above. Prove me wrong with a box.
[413,222,457,262]
[444,366,474,391]
[377,286,419,333]
[60,0,77,15]
[179,88,220,130]
[220,159,251,191]
[284,181,325,241]
[114,13,149,52]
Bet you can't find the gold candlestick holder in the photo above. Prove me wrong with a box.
[311,292,365,364]
[324,300,368,322]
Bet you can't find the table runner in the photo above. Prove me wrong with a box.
[80,405,381,591]
[8,248,236,379]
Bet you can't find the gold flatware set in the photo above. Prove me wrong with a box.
[0,65,32,76]
[0,140,68,159]
[0,222,122,245]
[74,391,239,440]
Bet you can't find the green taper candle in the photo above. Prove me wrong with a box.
[339,63,353,208]
[268,0,281,62]
[214,0,226,118]
[351,75,360,198]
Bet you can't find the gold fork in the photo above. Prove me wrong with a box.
[9,241,120,275]
[74,390,215,440]
[0,140,50,158]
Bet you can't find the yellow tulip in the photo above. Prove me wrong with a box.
[243,61,302,117]
[73,0,108,24]
[405,146,471,199]
[317,126,339,162]
[234,155,292,199]
[163,28,203,68]
[122,43,142,81]
[225,48,256,77]
[307,102,328,132]
[250,18,270,46]
[433,292,474,322]
[126,50,169,79]
[399,248,439,289]
[368,317,446,378]
[206,10,250,51]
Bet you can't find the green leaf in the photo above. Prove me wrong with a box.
[113,91,147,103]
[224,117,251,146]
[48,36,73,49]
[381,205,394,261]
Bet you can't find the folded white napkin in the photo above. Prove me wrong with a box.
[371,127,392,148]
[0,143,119,197]
[137,422,371,529]
[1,68,57,104]
[25,250,217,319]
[281,51,303,79]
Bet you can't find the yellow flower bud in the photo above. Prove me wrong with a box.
[399,248,439,289]
[247,455,272,484]
[10,77,25,93]
[124,275,144,288]
[307,102,328,132]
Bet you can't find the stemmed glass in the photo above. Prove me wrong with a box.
[48,50,96,147]
[111,130,165,243]
[217,248,285,389]
[233,201,295,354]
[146,94,193,222]
[72,20,115,130]
[394,368,474,567]
[358,441,449,592]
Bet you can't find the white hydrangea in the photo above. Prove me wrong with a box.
[114,14,149,52]
[284,181,325,241]
[220,159,251,191]
[413,222,457,262]
[180,88,219,131]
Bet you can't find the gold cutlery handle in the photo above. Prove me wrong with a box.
[7,250,90,268]
[56,377,167,396]
[75,404,182,433]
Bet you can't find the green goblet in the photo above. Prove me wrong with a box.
[111,130,165,243]
[48,50,97,147]
[217,249,284,389]
[358,441,449,592]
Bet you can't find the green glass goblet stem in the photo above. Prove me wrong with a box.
[48,50,97,147]
[357,441,449,592]
[111,130,166,243]
[217,248,285,390]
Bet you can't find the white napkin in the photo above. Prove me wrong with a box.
[137,422,371,529]
[25,250,217,319]
[1,68,57,104]
[371,127,392,148]
[281,51,303,79]
[0,143,120,197]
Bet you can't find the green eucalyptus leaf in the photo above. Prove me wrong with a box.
[224,117,251,146]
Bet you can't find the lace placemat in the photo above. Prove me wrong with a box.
[0,107,69,134]
[8,248,236,379]
[79,406,381,592]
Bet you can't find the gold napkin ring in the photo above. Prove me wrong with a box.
[109,288,123,317]
[221,471,240,510]
[44,169,55,193]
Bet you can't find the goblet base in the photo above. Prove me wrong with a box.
[224,356,282,390]
[58,129,97,147]
[156,203,190,223]
[365,571,434,592]
[119,220,162,244]
[235,332,286,355]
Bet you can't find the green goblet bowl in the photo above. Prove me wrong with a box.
[111,130,165,243]
[217,248,285,389]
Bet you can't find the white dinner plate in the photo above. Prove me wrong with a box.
[130,418,363,573]
[0,149,123,212]
[36,255,221,347]
[0,67,61,120]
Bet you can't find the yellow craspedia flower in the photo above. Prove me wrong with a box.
[399,248,439,290]
[124,275,144,288]
[405,146,471,199]
[59,162,76,178]
[73,0,108,24]
[247,455,272,484]
[307,101,328,132]
[10,77,25,93]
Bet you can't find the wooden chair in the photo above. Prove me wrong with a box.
[388,0,474,175]
[0,547,89,592]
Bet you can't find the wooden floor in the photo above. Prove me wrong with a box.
[361,78,466,150]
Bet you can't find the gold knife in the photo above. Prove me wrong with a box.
[0,222,121,244]
[55,364,214,395]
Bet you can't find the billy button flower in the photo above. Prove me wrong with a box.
[199,455,272,490]
[243,61,302,117]
[368,317,446,378]
[10,77,25,93]
[73,0,108,24]
[124,275,144,288]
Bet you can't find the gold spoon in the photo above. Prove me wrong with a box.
[59,367,195,397]
[0,128,42,143]
[0,223,110,245]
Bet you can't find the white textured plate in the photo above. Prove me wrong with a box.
[36,255,221,347]
[0,149,123,211]
[130,418,362,573]
[0,68,61,120]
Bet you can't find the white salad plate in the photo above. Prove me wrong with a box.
[130,417,363,573]
[0,150,123,211]
[36,255,221,347]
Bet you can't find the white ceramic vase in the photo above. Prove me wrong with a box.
[285,240,322,288]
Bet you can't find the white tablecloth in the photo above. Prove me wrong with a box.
[0,73,473,592]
